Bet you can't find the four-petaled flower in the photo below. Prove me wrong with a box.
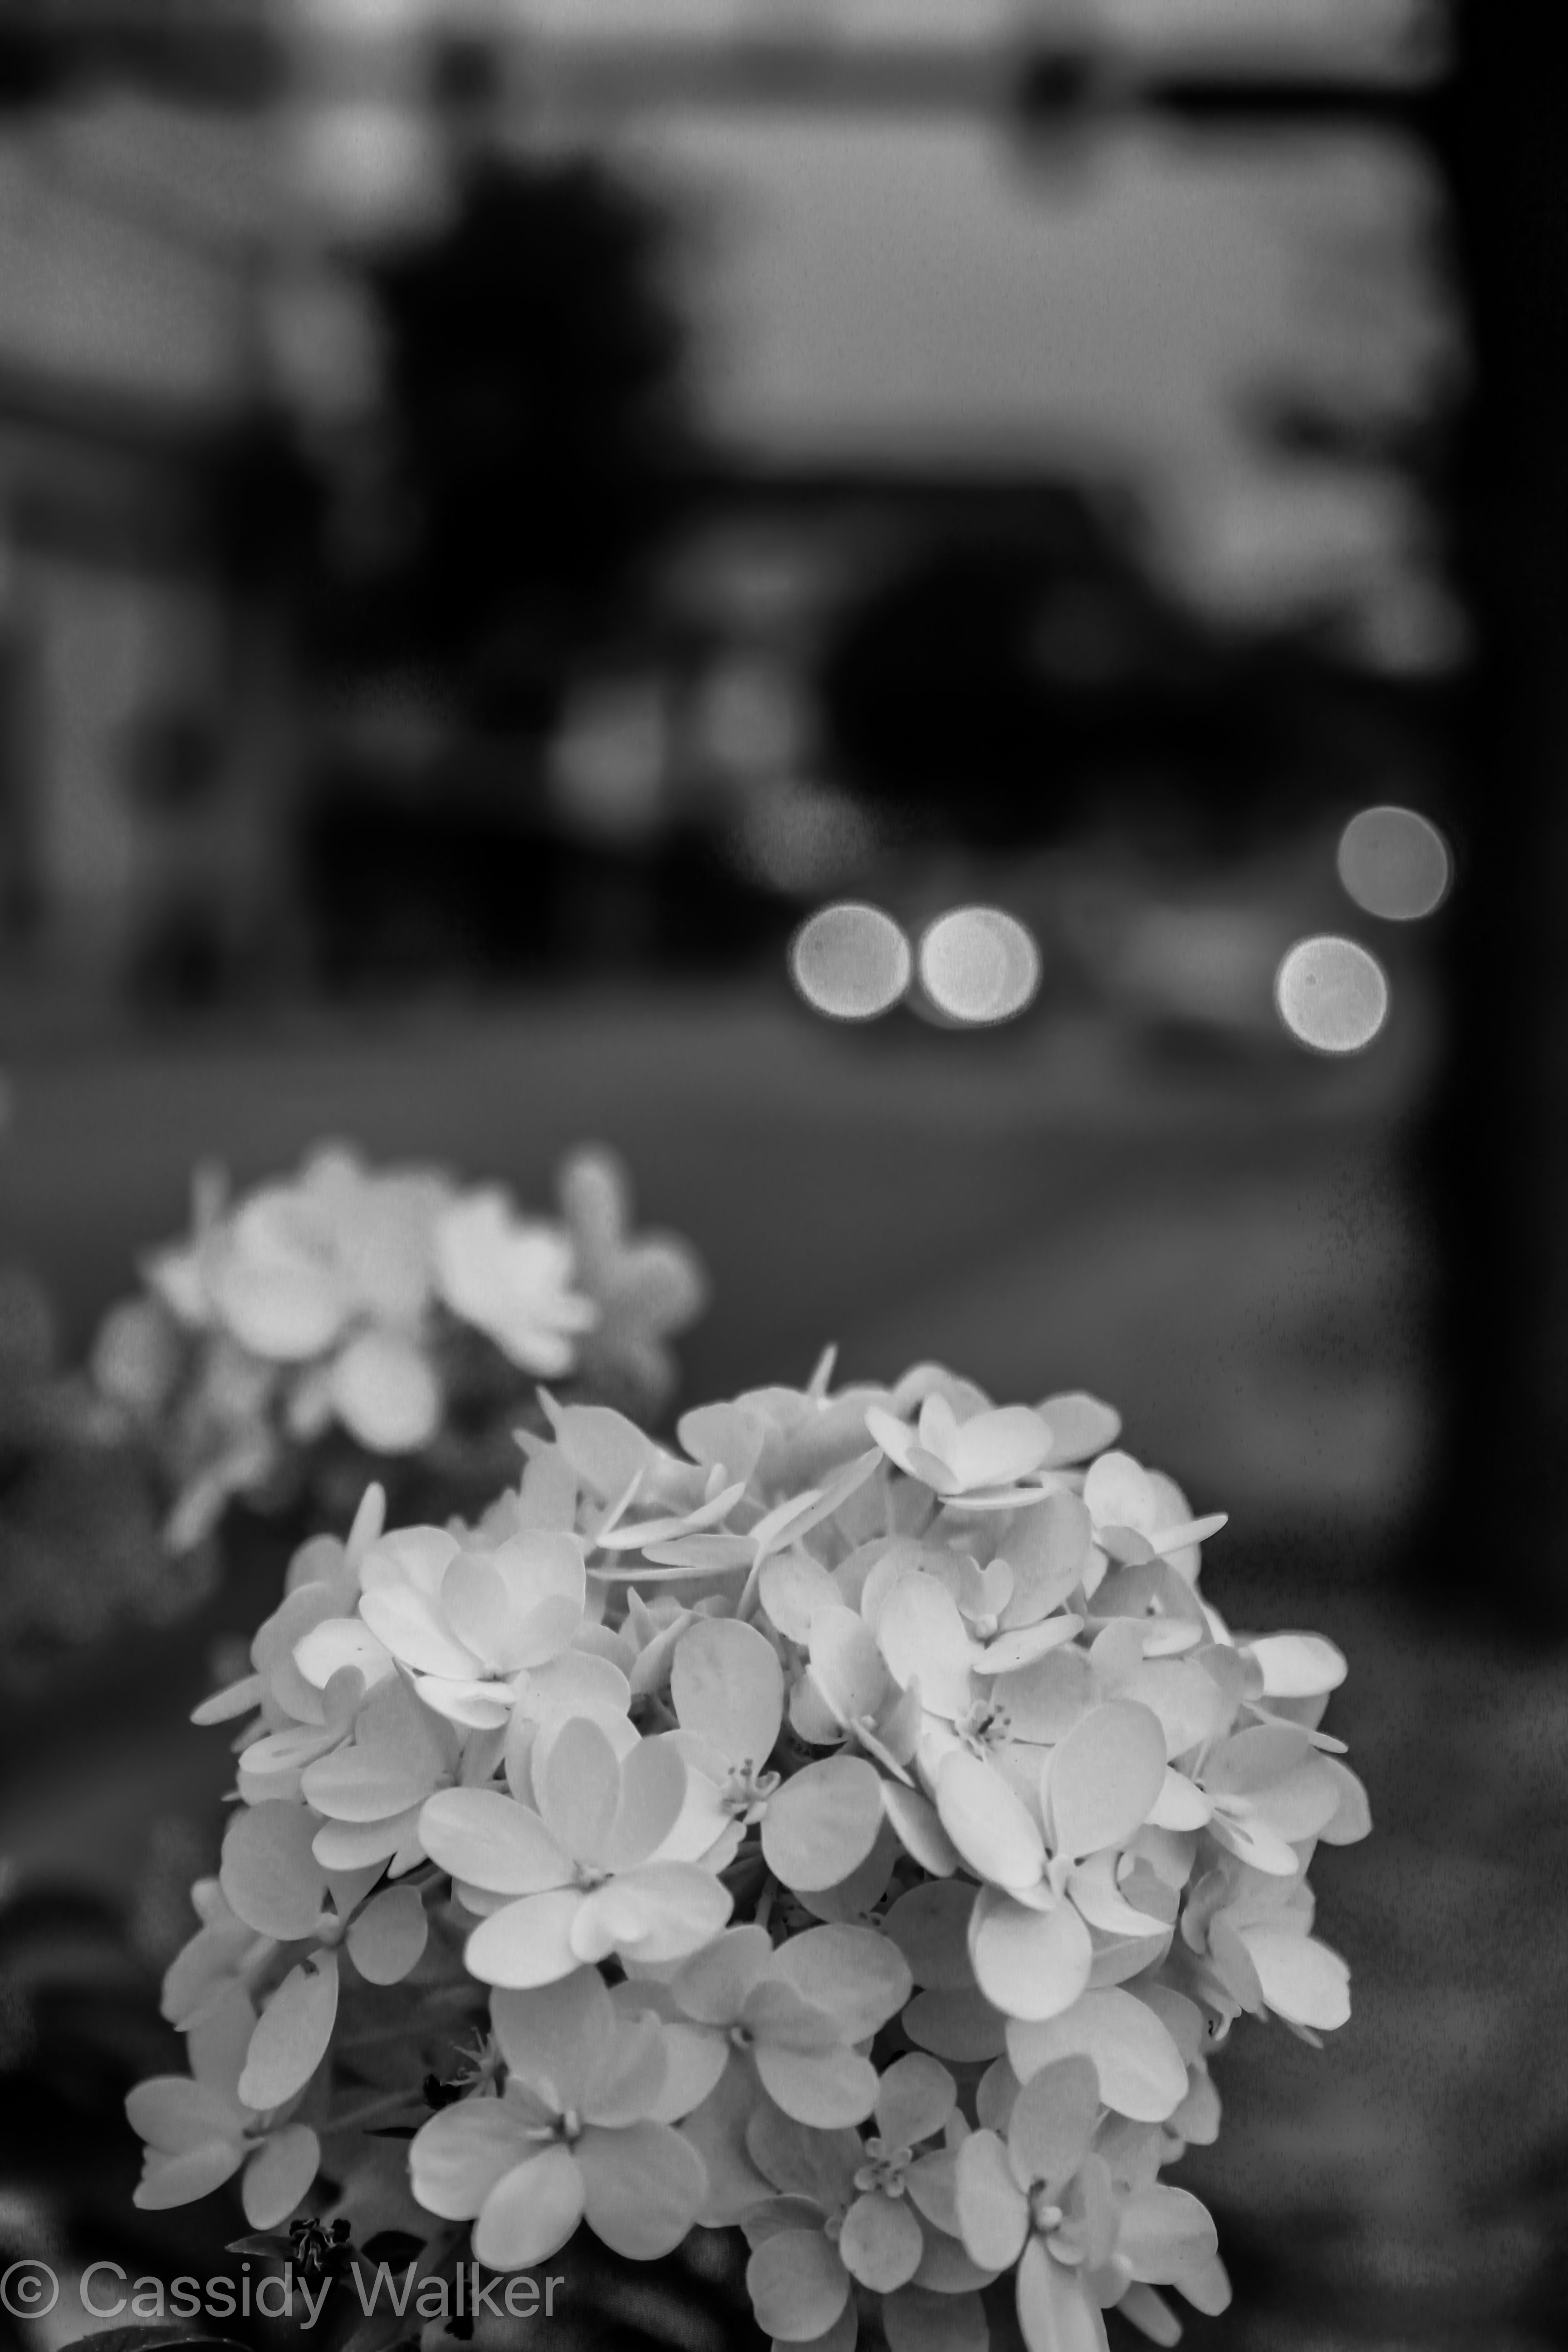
[410,1969,709,2269]
[419,1717,732,1986]
[128,1984,320,2227]
[956,2054,1227,2352]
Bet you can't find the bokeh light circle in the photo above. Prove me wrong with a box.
[1274,935,1390,1055]
[789,903,912,1020]
[916,907,1041,1025]
[1337,805,1450,921]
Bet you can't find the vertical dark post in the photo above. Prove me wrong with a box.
[1422,0,1568,1625]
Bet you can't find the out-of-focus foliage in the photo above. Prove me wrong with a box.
[0,1265,201,1687]
[91,1143,706,1560]
[820,529,1443,857]
[323,154,690,736]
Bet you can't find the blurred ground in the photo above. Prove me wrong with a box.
[0,975,1433,1530]
[1179,1578,1568,2352]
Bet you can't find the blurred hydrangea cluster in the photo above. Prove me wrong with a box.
[130,1362,1368,2352]
[91,1143,706,1550]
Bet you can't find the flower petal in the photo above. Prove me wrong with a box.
[328,1329,440,1454]
[754,2042,880,2127]
[241,2123,319,2230]
[759,1553,841,1644]
[474,2144,585,2270]
[877,1577,978,1723]
[839,2190,924,2292]
[571,1862,734,1967]
[313,1808,421,1872]
[1204,1723,1312,1792]
[359,1577,483,1682]
[1244,1633,1347,1699]
[1207,1806,1301,1877]
[911,2227,996,2294]
[748,2103,865,2210]
[1316,1758,1373,1845]
[762,1757,886,1893]
[597,1732,686,1872]
[1045,1703,1167,1863]
[881,1781,960,1876]
[1006,1989,1186,2123]
[127,2075,243,2155]
[969,1887,1093,2024]
[1016,2236,1108,2352]
[953,2129,1029,2271]
[1082,1452,1157,1534]
[1174,2251,1233,2316]
[440,1553,520,1676]
[977,1617,1084,1675]
[997,1493,1094,1630]
[882,1880,979,1990]
[583,2011,669,2129]
[134,2141,245,2210]
[415,1675,514,1731]
[536,1716,623,1863]
[238,1950,339,2111]
[1034,1394,1122,1468]
[1238,1928,1351,2030]
[671,1924,775,2024]
[767,1923,912,2043]
[682,2060,777,2225]
[671,1617,784,1768]
[293,1617,395,1695]
[419,1789,571,1894]
[346,1885,428,1985]
[491,1968,612,2109]
[904,2149,961,2239]
[1148,1770,1211,1833]
[809,1606,893,1728]
[576,2118,707,2258]
[875,2053,957,2149]
[1244,1760,1344,1845]
[632,2019,728,2123]
[466,1890,587,1989]
[885,2287,987,2352]
[936,1753,1045,1892]
[1115,2285,1182,2347]
[947,1407,1054,1492]
[1115,2184,1219,2284]
[903,1988,1009,2063]
[220,1801,327,1940]
[746,2229,851,2344]
[1065,1852,1172,1940]
[302,1745,434,1825]
[1006,2054,1100,2192]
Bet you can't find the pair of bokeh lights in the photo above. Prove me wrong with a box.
[789,806,1452,1052]
[1277,804,1450,1054]
[790,903,1041,1027]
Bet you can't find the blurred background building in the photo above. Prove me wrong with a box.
[0,0,1459,1003]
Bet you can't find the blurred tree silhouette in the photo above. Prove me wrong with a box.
[332,153,690,740]
[819,525,1437,857]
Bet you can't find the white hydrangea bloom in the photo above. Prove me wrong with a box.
[129,1350,1367,2352]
